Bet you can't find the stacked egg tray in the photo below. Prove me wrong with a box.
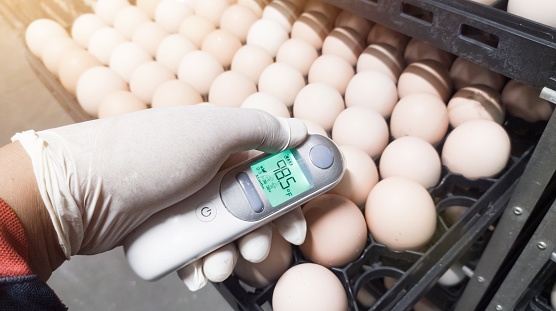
[212,116,547,311]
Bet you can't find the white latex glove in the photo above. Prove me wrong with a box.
[12,106,307,282]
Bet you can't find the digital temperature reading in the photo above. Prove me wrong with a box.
[250,149,312,207]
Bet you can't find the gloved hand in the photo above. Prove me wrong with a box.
[12,105,308,289]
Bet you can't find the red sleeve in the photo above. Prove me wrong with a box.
[0,198,33,278]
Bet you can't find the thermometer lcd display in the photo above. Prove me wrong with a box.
[250,149,312,207]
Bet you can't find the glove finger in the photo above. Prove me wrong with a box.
[203,243,238,283]
[273,206,307,245]
[176,259,208,292]
[237,224,272,263]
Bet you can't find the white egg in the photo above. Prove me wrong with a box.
[132,21,169,56]
[293,83,345,131]
[129,61,175,103]
[258,62,306,108]
[156,34,197,74]
[208,71,257,107]
[71,13,108,48]
[195,0,230,27]
[276,38,319,77]
[179,15,216,48]
[178,50,224,95]
[220,4,258,43]
[88,27,127,65]
[98,90,148,118]
[231,45,274,84]
[241,92,291,118]
[344,70,398,118]
[247,18,289,57]
[155,0,194,33]
[291,11,333,50]
[151,79,203,107]
[41,37,81,75]
[308,54,354,95]
[58,49,102,95]
[25,19,69,57]
[94,0,131,25]
[76,66,129,117]
[109,42,152,82]
[201,29,242,68]
[114,6,151,40]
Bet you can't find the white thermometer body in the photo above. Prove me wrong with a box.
[123,134,345,281]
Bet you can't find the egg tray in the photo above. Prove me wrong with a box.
[212,116,546,311]
[322,0,556,98]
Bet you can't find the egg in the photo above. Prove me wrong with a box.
[440,205,469,227]
[551,282,556,309]
[41,37,81,75]
[208,71,257,107]
[302,119,328,137]
[71,13,108,48]
[447,84,505,127]
[233,225,293,288]
[201,29,242,68]
[449,57,507,91]
[156,34,197,74]
[398,59,453,102]
[322,26,365,66]
[129,61,175,103]
[98,90,148,118]
[300,194,367,267]
[132,21,169,56]
[501,79,555,122]
[365,176,437,251]
[291,11,334,50]
[507,0,556,28]
[334,10,373,38]
[247,18,289,57]
[109,41,153,82]
[177,50,224,96]
[25,19,69,57]
[261,0,301,33]
[258,62,306,108]
[468,0,498,4]
[356,43,405,83]
[437,262,467,287]
[293,83,345,131]
[88,27,127,65]
[230,45,274,84]
[379,136,442,189]
[58,49,103,95]
[241,92,291,117]
[328,145,379,206]
[76,66,129,117]
[151,79,203,107]
[303,0,341,20]
[404,38,455,68]
[237,0,271,17]
[154,0,193,33]
[276,38,319,76]
[179,15,216,48]
[389,93,449,145]
[441,119,511,179]
[220,4,258,43]
[136,0,161,19]
[308,54,355,95]
[195,0,230,27]
[366,24,410,52]
[272,263,348,311]
[114,5,151,39]
[94,0,131,25]
[331,106,389,159]
[344,70,398,118]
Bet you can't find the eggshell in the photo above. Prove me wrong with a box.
[331,106,389,159]
[449,57,507,91]
[322,26,365,66]
[398,59,453,102]
[501,79,555,122]
[71,13,108,48]
[302,119,328,137]
[291,11,333,50]
[233,225,293,288]
[344,70,398,118]
[109,42,153,82]
[366,24,410,52]
[94,0,130,25]
[447,84,505,127]
[241,92,291,117]
[365,176,437,251]
[334,10,373,38]
[261,0,301,33]
[41,37,81,75]
[300,194,367,267]
[76,66,129,117]
[178,50,224,95]
[151,79,203,107]
[276,38,319,76]
[329,145,379,206]
[258,62,306,108]
[156,34,197,74]
[507,0,556,28]
[246,18,289,57]
[87,27,127,65]
[230,45,274,84]
[155,0,193,33]
[379,136,441,189]
[237,0,271,17]
[25,19,69,57]
[129,61,175,103]
[441,119,511,179]
[404,38,455,68]
[272,263,348,311]
[209,71,257,107]
[356,43,405,83]
[220,4,258,43]
[440,205,469,227]
[58,49,103,95]
[303,0,341,20]
[179,15,216,48]
[293,83,345,131]
[389,93,449,145]
[202,29,242,68]
[98,90,148,118]
[114,5,151,39]
[132,21,169,56]
[308,54,354,95]
[136,0,161,19]
[195,0,230,27]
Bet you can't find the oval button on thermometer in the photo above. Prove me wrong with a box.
[123,134,345,281]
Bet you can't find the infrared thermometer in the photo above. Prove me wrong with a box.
[123,134,345,281]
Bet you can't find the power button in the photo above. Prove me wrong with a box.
[196,202,217,222]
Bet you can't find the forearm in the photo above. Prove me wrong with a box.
[0,141,65,280]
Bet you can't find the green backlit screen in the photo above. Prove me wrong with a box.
[250,149,312,207]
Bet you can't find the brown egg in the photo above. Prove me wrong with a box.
[397,59,453,102]
[501,79,555,123]
[449,57,507,91]
[447,84,505,127]
[300,194,367,267]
